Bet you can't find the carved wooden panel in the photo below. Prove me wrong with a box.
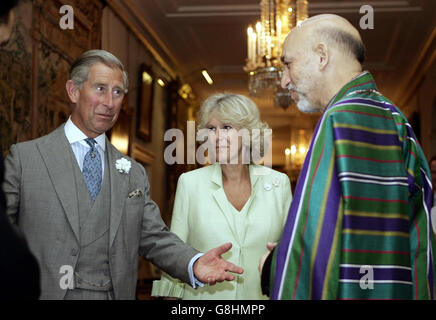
[0,0,104,155]
[32,0,104,137]
[0,1,33,156]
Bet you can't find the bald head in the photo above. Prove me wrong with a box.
[295,14,366,64]
[300,14,360,35]
[280,14,366,112]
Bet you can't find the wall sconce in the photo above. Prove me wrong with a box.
[111,133,129,155]
[142,71,152,84]
[157,78,166,87]
[285,128,310,170]
[201,69,213,85]
[178,83,195,100]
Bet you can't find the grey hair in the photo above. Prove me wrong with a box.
[316,27,366,64]
[197,93,271,162]
[69,49,129,93]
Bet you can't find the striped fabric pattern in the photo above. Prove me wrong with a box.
[271,72,435,300]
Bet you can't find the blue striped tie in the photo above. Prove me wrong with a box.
[82,138,102,201]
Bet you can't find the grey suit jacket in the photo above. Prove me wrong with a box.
[3,124,199,299]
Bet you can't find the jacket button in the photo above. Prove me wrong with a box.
[71,248,78,256]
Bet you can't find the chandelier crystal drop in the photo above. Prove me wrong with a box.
[244,0,308,109]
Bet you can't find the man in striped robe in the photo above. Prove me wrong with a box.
[260,14,435,299]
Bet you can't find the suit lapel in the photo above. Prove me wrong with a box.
[106,140,129,248]
[37,125,80,242]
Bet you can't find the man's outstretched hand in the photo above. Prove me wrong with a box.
[193,243,243,285]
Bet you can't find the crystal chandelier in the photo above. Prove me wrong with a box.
[244,0,308,110]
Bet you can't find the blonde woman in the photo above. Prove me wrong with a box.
[152,93,292,299]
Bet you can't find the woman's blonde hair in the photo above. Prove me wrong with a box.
[197,93,271,163]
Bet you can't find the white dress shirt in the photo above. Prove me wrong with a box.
[64,117,106,175]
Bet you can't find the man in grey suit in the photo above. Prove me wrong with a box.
[3,49,243,300]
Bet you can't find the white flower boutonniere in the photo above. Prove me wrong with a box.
[115,158,131,174]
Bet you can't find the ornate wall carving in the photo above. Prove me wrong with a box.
[0,0,104,155]
[0,1,33,155]
[33,0,103,137]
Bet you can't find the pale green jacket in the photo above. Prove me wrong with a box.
[152,163,292,300]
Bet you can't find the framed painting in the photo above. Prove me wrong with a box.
[136,64,154,142]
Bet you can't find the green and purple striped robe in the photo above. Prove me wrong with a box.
[271,72,435,300]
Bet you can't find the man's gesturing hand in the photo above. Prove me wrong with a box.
[193,242,244,285]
